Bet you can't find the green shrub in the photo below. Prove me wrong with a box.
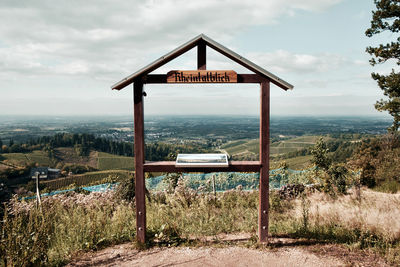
[1,206,52,266]
[115,177,135,202]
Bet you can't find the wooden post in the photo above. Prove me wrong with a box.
[212,174,216,196]
[35,172,41,208]
[197,41,206,70]
[134,80,146,244]
[259,80,270,243]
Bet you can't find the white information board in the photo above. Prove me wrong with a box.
[176,153,229,167]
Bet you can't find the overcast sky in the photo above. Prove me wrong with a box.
[0,0,395,116]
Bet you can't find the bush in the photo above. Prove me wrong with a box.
[115,177,135,202]
[1,206,52,266]
[62,164,96,175]
[328,164,348,194]
[374,180,400,194]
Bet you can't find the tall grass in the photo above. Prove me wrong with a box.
[147,184,259,238]
[1,192,136,266]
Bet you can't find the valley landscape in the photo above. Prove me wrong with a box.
[1,115,400,265]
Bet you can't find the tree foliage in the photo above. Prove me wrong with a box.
[349,134,400,189]
[311,138,350,195]
[310,137,331,171]
[366,0,400,131]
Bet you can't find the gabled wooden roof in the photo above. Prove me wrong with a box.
[111,34,293,90]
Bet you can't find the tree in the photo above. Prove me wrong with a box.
[311,138,344,195]
[310,137,331,171]
[366,0,400,132]
[327,164,348,194]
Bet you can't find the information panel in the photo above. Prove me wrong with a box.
[176,153,229,167]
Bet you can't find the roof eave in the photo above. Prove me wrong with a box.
[111,34,293,91]
[111,34,204,90]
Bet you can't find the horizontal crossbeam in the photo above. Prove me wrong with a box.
[142,74,265,84]
[143,161,261,173]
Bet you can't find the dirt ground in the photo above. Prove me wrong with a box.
[67,234,390,267]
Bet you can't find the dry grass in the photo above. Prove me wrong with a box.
[292,189,400,242]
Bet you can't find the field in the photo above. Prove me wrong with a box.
[97,152,134,171]
[222,136,318,157]
[0,149,134,172]
[221,139,259,156]
[55,147,98,169]
[1,150,53,167]
[283,155,313,169]
[270,136,317,155]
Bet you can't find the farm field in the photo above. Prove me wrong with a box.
[97,152,134,171]
[283,155,313,169]
[1,150,53,167]
[54,147,98,169]
[221,136,319,158]
[0,149,134,171]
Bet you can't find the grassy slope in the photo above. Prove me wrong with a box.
[54,147,98,169]
[2,150,52,167]
[97,152,134,171]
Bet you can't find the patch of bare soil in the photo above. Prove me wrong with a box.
[54,148,98,168]
[0,162,11,170]
[67,235,390,267]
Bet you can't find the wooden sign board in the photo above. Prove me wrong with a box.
[167,70,237,83]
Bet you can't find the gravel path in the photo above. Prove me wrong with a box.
[67,235,389,267]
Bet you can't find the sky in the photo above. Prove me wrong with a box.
[0,0,396,116]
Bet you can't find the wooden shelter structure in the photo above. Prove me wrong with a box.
[112,34,293,244]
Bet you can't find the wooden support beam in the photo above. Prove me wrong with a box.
[134,80,146,244]
[197,41,206,70]
[144,161,261,173]
[259,80,270,243]
[143,74,264,84]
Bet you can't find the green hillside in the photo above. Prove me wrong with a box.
[1,150,53,167]
[97,152,134,171]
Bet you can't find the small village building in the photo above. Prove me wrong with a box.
[30,167,60,180]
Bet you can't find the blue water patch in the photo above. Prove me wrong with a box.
[21,182,119,200]
[82,183,119,192]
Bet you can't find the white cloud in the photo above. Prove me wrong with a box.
[248,50,349,74]
[0,0,344,81]
[2,0,362,115]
